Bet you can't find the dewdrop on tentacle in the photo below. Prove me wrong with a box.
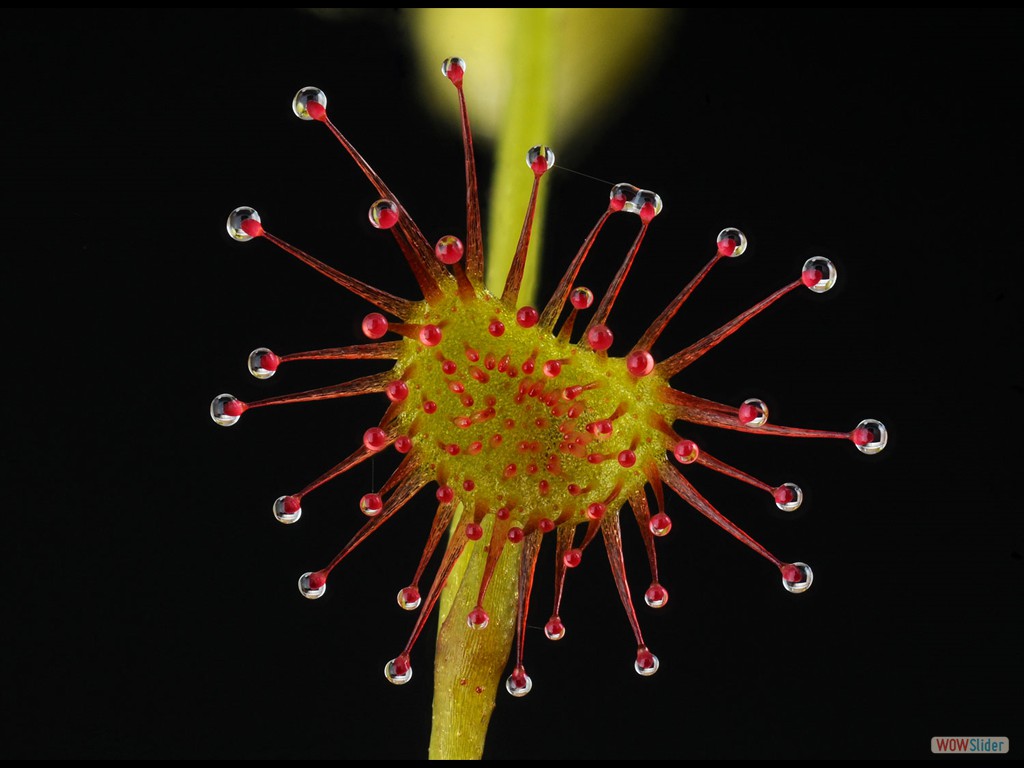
[211,57,887,696]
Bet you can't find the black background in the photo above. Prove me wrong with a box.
[2,8,1020,760]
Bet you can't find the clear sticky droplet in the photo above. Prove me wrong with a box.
[247,347,279,379]
[441,57,466,83]
[586,324,614,351]
[298,571,326,600]
[273,495,302,524]
[435,235,464,264]
[210,393,244,426]
[673,439,699,464]
[544,616,566,641]
[384,655,413,685]
[717,227,748,257]
[570,286,594,310]
[635,648,660,677]
[397,586,422,611]
[505,667,533,697]
[360,493,383,517]
[774,483,804,512]
[632,189,663,221]
[609,183,640,212]
[852,419,888,455]
[226,206,261,242]
[781,562,814,594]
[292,86,327,120]
[644,583,669,609]
[369,199,399,230]
[526,145,555,174]
[467,607,489,630]
[738,398,768,427]
[649,512,672,537]
[801,256,838,293]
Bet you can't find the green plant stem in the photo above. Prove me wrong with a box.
[483,8,557,304]
[429,9,557,760]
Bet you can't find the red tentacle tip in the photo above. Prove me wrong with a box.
[305,100,326,122]
[563,548,583,568]
[773,482,804,511]
[570,286,594,310]
[801,267,823,288]
[780,562,814,593]
[516,306,539,328]
[385,380,409,402]
[527,145,555,176]
[248,348,279,378]
[673,439,699,465]
[435,235,465,264]
[240,218,264,238]
[227,206,262,242]
[419,325,443,347]
[716,227,749,258]
[273,494,302,524]
[626,350,655,376]
[210,394,247,426]
[362,312,389,339]
[649,512,673,537]
[362,427,389,452]
[465,522,484,541]
[298,570,327,599]
[586,324,614,352]
[467,606,490,630]
[223,398,245,417]
[385,654,413,685]
[851,419,888,453]
[633,189,663,224]
[644,583,669,609]
[397,585,422,611]
[609,183,638,212]
[506,665,533,697]
[369,199,400,230]
[359,493,384,516]
[291,86,327,122]
[635,646,660,677]
[441,56,466,86]
[544,616,566,641]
